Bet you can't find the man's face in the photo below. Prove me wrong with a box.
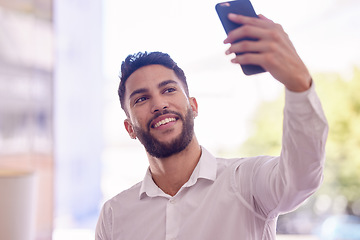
[123,64,198,158]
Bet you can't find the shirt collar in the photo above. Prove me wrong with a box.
[139,146,217,199]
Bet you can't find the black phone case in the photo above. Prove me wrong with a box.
[216,0,266,75]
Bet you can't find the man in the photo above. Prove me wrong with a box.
[96,14,328,240]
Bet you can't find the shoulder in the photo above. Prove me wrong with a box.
[96,181,144,238]
[104,181,143,208]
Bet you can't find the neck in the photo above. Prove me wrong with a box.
[147,136,201,196]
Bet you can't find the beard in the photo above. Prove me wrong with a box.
[133,107,195,158]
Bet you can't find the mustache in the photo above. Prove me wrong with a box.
[147,109,183,130]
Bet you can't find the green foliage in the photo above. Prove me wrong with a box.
[237,95,284,157]
[233,67,360,203]
[316,68,360,202]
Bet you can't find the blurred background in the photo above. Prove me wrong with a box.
[0,0,359,239]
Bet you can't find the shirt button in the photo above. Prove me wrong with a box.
[169,199,176,204]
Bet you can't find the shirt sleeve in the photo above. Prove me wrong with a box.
[95,202,112,240]
[252,83,329,218]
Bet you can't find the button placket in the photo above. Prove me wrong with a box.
[165,197,180,240]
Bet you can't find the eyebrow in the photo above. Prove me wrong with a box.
[129,88,147,100]
[128,79,179,100]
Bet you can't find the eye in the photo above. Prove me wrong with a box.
[163,87,176,94]
[134,96,148,104]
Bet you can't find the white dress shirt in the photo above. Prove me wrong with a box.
[96,84,328,240]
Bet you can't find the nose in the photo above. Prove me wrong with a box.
[151,96,169,114]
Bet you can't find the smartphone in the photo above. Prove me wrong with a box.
[216,0,266,75]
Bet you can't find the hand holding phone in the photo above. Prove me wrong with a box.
[216,0,266,75]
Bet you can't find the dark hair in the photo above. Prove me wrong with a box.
[118,51,189,114]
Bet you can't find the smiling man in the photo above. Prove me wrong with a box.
[96,14,328,240]
[123,64,198,162]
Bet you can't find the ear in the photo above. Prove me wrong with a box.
[189,97,198,118]
[124,119,137,139]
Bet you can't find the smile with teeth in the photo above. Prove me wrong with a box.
[153,117,177,128]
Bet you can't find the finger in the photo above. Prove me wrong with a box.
[258,14,274,23]
[225,40,266,56]
[224,25,267,44]
[227,13,271,28]
[230,52,267,69]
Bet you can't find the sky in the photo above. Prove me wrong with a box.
[100,0,360,198]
